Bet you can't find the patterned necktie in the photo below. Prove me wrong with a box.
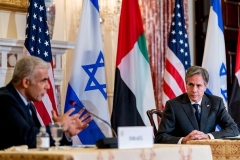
[193,103,200,124]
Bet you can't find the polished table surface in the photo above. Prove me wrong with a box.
[0,144,213,160]
[187,139,240,160]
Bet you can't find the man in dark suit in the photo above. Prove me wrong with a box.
[155,66,239,144]
[0,56,92,150]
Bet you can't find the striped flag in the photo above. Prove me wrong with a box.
[202,0,228,108]
[64,0,111,145]
[111,0,156,132]
[162,0,191,109]
[24,0,58,126]
[228,28,240,127]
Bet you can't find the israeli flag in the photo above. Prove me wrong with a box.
[202,0,228,108]
[64,0,111,144]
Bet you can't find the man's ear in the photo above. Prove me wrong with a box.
[22,77,30,88]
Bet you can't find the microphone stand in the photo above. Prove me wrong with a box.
[69,100,118,148]
[89,112,117,138]
[87,110,118,148]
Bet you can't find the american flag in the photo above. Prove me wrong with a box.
[24,0,58,125]
[162,0,191,108]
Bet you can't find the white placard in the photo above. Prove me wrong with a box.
[118,126,153,149]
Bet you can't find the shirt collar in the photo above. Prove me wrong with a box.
[15,87,28,106]
[190,98,202,106]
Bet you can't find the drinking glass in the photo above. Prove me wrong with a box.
[49,123,63,150]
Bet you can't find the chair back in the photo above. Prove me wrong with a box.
[146,109,163,135]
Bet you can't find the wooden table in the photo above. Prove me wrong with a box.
[187,139,240,160]
[0,144,213,160]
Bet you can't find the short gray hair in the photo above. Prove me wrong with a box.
[11,56,50,85]
[185,66,209,85]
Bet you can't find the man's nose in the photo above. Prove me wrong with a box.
[192,85,198,92]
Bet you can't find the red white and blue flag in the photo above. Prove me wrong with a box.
[24,0,58,126]
[162,0,191,108]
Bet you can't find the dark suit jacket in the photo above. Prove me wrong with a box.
[0,83,71,150]
[154,93,239,144]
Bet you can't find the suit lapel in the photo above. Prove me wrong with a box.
[6,83,32,123]
[181,94,199,130]
[29,102,41,127]
[199,94,211,130]
[6,83,41,127]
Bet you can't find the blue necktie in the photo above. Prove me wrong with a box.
[27,102,41,127]
[193,104,200,124]
[27,103,32,116]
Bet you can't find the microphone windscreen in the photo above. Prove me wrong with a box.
[69,100,76,106]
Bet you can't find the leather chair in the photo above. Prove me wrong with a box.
[146,109,163,135]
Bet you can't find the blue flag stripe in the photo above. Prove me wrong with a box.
[25,0,52,62]
[90,0,99,12]
[211,0,223,32]
[203,0,227,104]
[64,0,111,144]
[65,85,105,144]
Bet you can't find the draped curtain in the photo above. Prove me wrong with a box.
[141,0,189,109]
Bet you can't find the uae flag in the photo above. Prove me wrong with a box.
[229,27,240,128]
[111,0,156,132]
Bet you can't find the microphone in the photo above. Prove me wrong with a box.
[69,100,118,148]
[69,100,117,137]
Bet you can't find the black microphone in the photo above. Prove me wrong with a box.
[69,100,117,137]
[69,100,118,148]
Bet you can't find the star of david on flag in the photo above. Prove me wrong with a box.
[202,0,227,131]
[82,51,107,99]
[64,0,111,145]
[202,0,228,107]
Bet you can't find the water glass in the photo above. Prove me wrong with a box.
[49,123,63,150]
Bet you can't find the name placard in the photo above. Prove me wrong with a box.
[118,126,153,149]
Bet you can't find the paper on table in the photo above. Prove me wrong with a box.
[222,135,240,140]
[4,145,28,152]
[48,146,72,150]
[72,145,96,148]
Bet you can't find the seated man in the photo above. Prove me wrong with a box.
[0,56,92,150]
[155,66,239,144]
